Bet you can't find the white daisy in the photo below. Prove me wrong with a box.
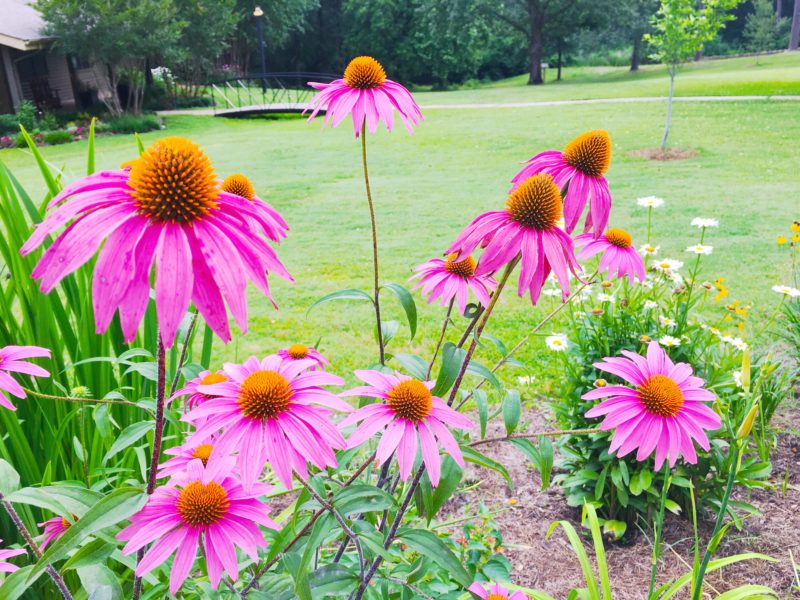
[658,335,681,348]
[639,244,660,256]
[659,316,676,327]
[691,218,719,228]
[654,258,684,273]
[772,285,800,298]
[643,300,658,311]
[732,371,743,388]
[637,196,664,208]
[543,289,562,297]
[597,293,615,303]
[545,334,568,352]
[686,244,713,255]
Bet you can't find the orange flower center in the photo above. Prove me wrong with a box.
[60,516,74,529]
[191,444,214,466]
[637,374,684,417]
[564,130,611,177]
[287,344,309,359]
[387,379,432,422]
[605,228,633,248]
[444,253,477,278]
[129,136,219,223]
[238,370,293,420]
[221,173,256,200]
[200,372,227,386]
[506,174,562,230]
[487,595,509,600]
[344,56,387,89]
[176,481,230,527]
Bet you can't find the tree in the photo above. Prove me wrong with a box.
[614,0,660,71]
[744,0,790,59]
[790,0,800,48]
[645,0,742,151]
[36,0,183,115]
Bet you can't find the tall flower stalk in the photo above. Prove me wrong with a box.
[361,122,385,364]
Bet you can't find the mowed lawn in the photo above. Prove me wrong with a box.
[1,58,798,376]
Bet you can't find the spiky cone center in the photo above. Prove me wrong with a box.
[201,373,227,386]
[287,344,309,359]
[344,56,387,89]
[563,130,611,177]
[637,374,684,417]
[191,444,214,466]
[221,173,256,200]
[604,228,633,248]
[387,379,432,422]
[506,174,563,230]
[487,595,509,600]
[444,253,477,278]
[176,481,230,527]
[60,516,74,529]
[130,136,219,223]
[238,370,293,421]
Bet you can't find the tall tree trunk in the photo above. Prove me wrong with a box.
[631,33,642,71]
[556,42,563,81]
[776,0,782,23]
[790,0,800,49]
[661,64,677,152]
[526,1,545,85]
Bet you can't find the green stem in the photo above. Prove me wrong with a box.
[427,299,453,379]
[20,387,145,409]
[360,121,384,365]
[752,296,785,341]
[691,442,741,600]
[649,463,671,598]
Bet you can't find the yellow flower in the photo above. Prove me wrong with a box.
[777,235,787,245]
[793,234,800,243]
[791,221,800,233]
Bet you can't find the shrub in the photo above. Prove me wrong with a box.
[0,114,19,136]
[173,94,213,108]
[14,100,37,132]
[104,114,162,134]
[41,130,73,145]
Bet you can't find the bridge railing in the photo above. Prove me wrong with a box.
[206,72,338,115]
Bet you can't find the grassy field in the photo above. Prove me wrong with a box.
[1,54,797,377]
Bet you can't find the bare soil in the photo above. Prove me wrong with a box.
[444,407,800,599]
[628,148,700,161]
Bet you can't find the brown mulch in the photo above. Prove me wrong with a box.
[443,407,800,599]
[628,148,700,161]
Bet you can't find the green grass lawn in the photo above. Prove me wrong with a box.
[1,55,798,378]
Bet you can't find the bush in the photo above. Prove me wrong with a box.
[0,114,19,136]
[15,100,37,131]
[41,130,73,145]
[103,114,162,134]
[173,95,213,108]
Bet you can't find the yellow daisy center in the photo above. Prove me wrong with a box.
[637,374,684,417]
[444,253,477,278]
[191,444,214,466]
[344,56,387,89]
[221,173,256,200]
[387,379,432,422]
[238,370,293,420]
[605,228,633,248]
[129,136,219,223]
[506,174,563,230]
[176,481,230,527]
[288,344,309,359]
[564,130,612,177]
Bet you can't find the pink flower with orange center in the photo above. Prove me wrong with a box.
[306,56,422,136]
[276,344,329,371]
[582,341,720,469]
[118,458,277,595]
[340,371,473,486]
[38,516,73,549]
[468,581,529,599]
[575,227,645,282]
[446,174,580,305]
[0,345,50,411]
[20,137,292,348]
[0,540,24,578]
[183,355,350,490]
[511,130,612,237]
[411,254,496,315]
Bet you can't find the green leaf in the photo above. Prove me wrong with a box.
[475,389,488,438]
[298,513,335,579]
[0,460,20,495]
[431,343,466,397]
[5,485,101,517]
[396,528,471,587]
[309,564,360,594]
[510,437,553,490]
[502,390,521,434]
[333,484,395,515]
[546,519,600,600]
[76,564,123,599]
[465,360,502,392]
[657,553,776,599]
[307,289,373,315]
[86,118,96,175]
[0,566,43,600]
[18,125,59,197]
[427,457,462,522]
[383,283,417,340]
[461,446,512,486]
[103,422,154,464]
[29,487,147,581]
[713,584,777,600]
[393,354,429,381]
[61,539,115,571]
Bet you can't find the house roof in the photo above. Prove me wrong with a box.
[0,0,52,51]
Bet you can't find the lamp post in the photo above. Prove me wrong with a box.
[253,6,267,94]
